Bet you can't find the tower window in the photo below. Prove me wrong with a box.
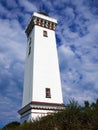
[28,37,31,56]
[46,88,51,98]
[29,38,32,45]
[28,46,31,55]
[43,30,48,37]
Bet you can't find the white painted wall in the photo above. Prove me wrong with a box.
[22,29,35,107]
[33,25,63,104]
[22,13,63,108]
[21,108,54,123]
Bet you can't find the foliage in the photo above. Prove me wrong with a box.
[1,99,98,130]
[2,121,20,130]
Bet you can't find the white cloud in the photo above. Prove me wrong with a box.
[57,1,98,103]
[0,3,9,15]
[18,0,37,12]
[6,0,18,8]
[0,18,26,64]
[0,94,21,124]
[0,11,25,127]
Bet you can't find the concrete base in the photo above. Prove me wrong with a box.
[18,101,64,123]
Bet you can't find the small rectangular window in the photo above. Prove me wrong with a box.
[28,46,31,55]
[43,30,48,37]
[29,38,32,45]
[46,88,51,98]
[28,37,32,56]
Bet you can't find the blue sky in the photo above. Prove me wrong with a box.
[0,0,98,128]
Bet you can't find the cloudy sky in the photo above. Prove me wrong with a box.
[0,0,98,128]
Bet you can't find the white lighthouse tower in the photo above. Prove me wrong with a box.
[18,12,63,123]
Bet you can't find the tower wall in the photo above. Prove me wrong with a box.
[18,12,64,123]
[33,25,63,104]
[22,29,35,107]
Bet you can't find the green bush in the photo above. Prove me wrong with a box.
[2,99,98,130]
[2,121,20,130]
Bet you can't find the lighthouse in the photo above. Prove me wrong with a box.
[18,12,63,123]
